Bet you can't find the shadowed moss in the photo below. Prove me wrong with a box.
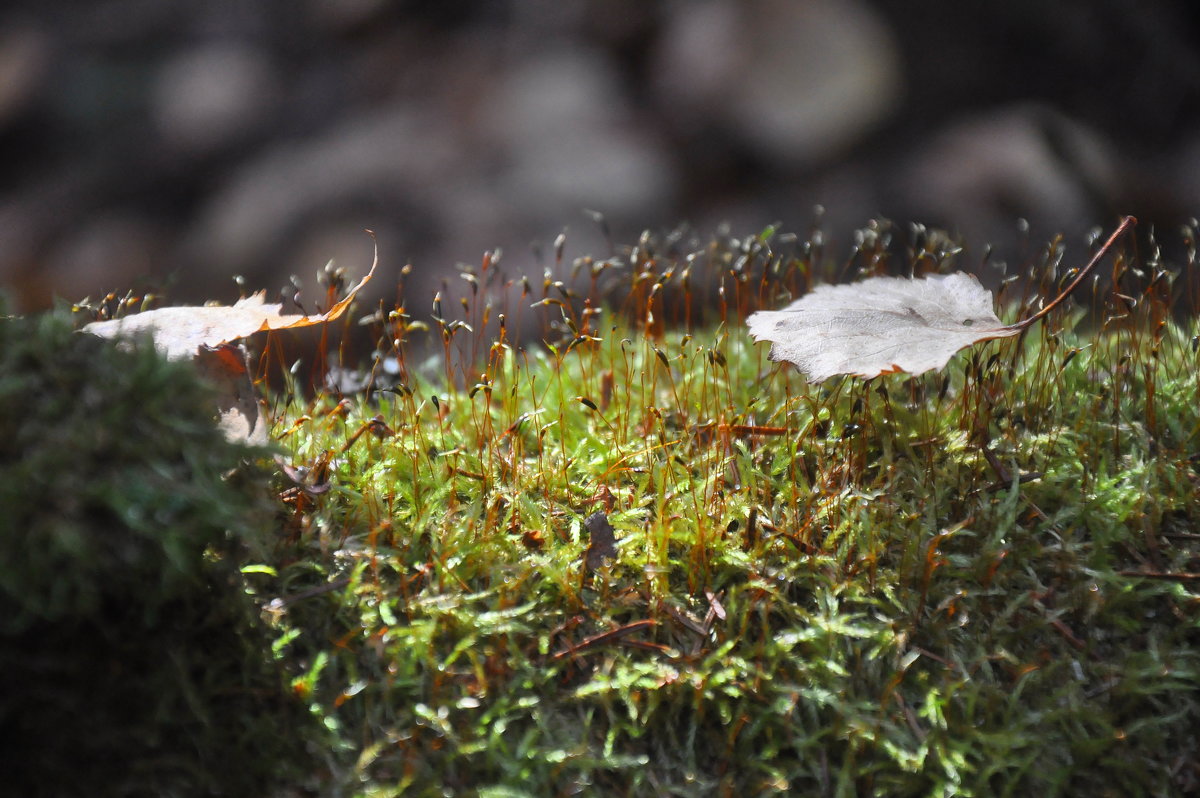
[0,313,321,797]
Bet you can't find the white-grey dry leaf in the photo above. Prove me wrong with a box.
[81,252,376,443]
[83,295,294,360]
[746,272,1020,382]
[82,260,376,360]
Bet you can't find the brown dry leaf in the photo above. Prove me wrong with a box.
[83,258,377,360]
[193,344,268,445]
[747,272,1019,382]
[583,511,618,570]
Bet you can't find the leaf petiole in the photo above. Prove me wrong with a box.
[1008,216,1136,331]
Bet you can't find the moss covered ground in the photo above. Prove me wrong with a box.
[7,219,1198,796]
[251,221,1200,796]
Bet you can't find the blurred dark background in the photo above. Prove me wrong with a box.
[2,0,1199,314]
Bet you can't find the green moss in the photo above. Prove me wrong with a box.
[266,222,1200,796]
[11,219,1199,796]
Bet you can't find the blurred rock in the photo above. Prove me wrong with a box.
[152,43,280,157]
[0,202,39,310]
[0,22,50,129]
[485,47,676,224]
[181,105,462,296]
[654,0,902,167]
[1173,137,1200,219]
[47,212,166,303]
[894,105,1120,249]
[305,0,390,35]
[1,0,1199,317]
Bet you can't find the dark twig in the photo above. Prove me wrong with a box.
[552,619,657,660]
[1117,570,1200,582]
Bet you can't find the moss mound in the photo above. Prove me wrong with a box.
[0,314,316,797]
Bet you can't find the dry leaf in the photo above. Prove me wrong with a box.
[747,217,1136,383]
[83,259,376,360]
[583,511,618,570]
[193,344,268,445]
[747,272,1020,382]
[82,245,377,443]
